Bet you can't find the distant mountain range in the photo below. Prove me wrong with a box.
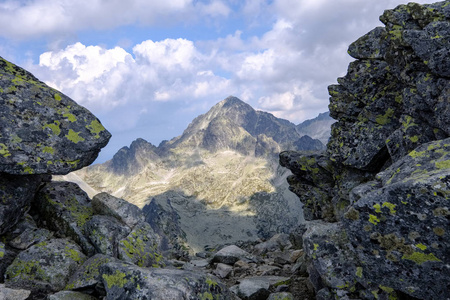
[64,96,334,253]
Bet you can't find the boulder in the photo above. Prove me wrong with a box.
[342,138,450,299]
[214,263,233,279]
[0,56,110,175]
[211,245,256,265]
[47,291,97,300]
[100,261,234,300]
[66,254,119,293]
[84,215,130,257]
[267,292,294,300]
[232,276,291,300]
[92,192,144,228]
[34,181,95,255]
[5,238,86,293]
[117,222,165,268]
[0,284,31,300]
[9,227,53,250]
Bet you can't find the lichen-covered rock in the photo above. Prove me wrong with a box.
[117,222,165,268]
[0,173,49,234]
[279,151,336,221]
[48,291,97,300]
[34,181,95,255]
[100,261,234,300]
[0,242,17,284]
[92,192,144,228]
[5,238,86,293]
[280,1,450,299]
[0,57,110,175]
[84,215,131,257]
[66,254,119,293]
[342,138,450,299]
[9,227,53,250]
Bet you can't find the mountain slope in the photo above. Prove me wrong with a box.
[72,96,323,252]
[296,111,335,144]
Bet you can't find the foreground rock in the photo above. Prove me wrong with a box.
[281,2,450,299]
[5,238,86,292]
[0,57,111,175]
[100,262,234,300]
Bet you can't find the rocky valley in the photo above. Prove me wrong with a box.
[63,96,330,254]
[0,1,449,299]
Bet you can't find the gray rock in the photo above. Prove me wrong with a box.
[189,259,210,268]
[9,227,53,250]
[66,254,119,293]
[0,284,31,300]
[233,276,291,300]
[34,181,95,255]
[0,56,110,175]
[100,261,233,300]
[92,192,144,228]
[267,292,294,300]
[0,173,49,234]
[117,222,165,268]
[214,263,233,279]
[343,138,450,299]
[47,291,97,300]
[5,238,86,293]
[84,215,130,257]
[281,2,450,298]
[212,245,256,265]
[0,242,17,284]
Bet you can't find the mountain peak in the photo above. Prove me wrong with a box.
[220,96,249,107]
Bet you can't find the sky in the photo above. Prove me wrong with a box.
[0,0,431,163]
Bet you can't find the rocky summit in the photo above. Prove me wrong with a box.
[281,1,450,299]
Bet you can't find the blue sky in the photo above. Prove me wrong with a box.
[0,0,431,162]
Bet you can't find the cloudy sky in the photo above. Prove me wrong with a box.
[0,0,430,162]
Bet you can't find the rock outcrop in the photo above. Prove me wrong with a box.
[281,2,450,299]
[0,57,111,175]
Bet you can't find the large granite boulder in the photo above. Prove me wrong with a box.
[100,261,234,300]
[34,181,95,255]
[280,1,450,299]
[5,238,86,293]
[0,56,110,175]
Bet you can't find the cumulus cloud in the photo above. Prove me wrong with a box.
[33,39,231,130]
[12,0,434,162]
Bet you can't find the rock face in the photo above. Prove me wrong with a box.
[0,57,111,175]
[281,2,450,299]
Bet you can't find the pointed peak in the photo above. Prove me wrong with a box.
[220,96,248,106]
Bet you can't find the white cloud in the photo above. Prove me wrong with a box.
[196,0,231,17]
[0,0,211,40]
[13,0,437,163]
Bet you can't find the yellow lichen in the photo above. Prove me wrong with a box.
[65,129,85,144]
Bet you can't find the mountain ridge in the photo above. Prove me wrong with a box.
[71,96,331,252]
